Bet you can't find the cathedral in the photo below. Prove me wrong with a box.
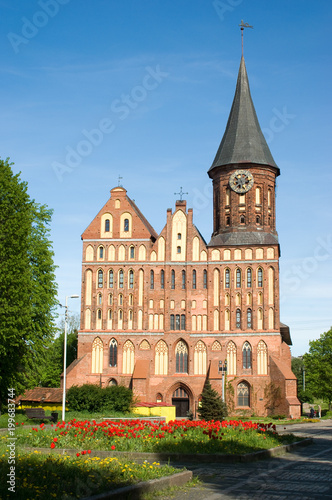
[66,54,301,418]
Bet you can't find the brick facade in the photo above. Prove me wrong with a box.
[66,56,301,418]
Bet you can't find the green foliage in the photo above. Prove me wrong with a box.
[198,380,228,421]
[0,159,57,408]
[38,314,79,387]
[303,327,332,407]
[264,382,282,416]
[66,384,134,413]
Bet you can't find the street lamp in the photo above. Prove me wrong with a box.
[61,295,79,422]
[218,360,228,402]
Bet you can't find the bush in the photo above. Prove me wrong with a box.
[66,384,133,413]
[198,380,228,421]
[102,385,133,413]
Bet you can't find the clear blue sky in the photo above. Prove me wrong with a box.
[1,0,331,356]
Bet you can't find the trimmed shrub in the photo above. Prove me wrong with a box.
[66,384,133,413]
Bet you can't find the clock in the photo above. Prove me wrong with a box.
[229,169,254,194]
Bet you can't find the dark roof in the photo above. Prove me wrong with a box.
[208,231,279,247]
[209,56,279,175]
[280,322,292,346]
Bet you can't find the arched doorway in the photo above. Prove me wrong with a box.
[172,386,190,417]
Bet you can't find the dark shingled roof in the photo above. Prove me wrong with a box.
[209,56,279,174]
[208,231,279,247]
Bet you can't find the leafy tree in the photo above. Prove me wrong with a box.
[198,380,228,421]
[291,356,314,403]
[66,384,134,413]
[38,314,79,388]
[303,327,332,408]
[0,158,57,410]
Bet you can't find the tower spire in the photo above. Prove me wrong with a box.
[239,20,253,57]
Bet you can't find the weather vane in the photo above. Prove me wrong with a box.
[239,20,253,56]
[174,187,188,201]
[118,175,123,187]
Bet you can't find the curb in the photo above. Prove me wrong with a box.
[24,438,313,463]
[81,470,193,500]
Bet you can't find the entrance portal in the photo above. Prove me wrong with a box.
[172,387,189,417]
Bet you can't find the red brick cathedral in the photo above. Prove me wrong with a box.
[66,56,301,418]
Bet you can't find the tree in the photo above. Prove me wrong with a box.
[291,356,314,403]
[303,327,332,408]
[38,314,79,387]
[0,158,57,409]
[198,380,228,421]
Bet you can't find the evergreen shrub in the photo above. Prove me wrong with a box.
[198,380,228,421]
[67,384,133,413]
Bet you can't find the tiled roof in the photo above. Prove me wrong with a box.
[209,57,279,174]
[17,387,63,403]
[208,231,279,247]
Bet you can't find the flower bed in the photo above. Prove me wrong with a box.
[0,446,179,500]
[15,418,299,455]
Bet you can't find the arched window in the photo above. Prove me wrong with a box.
[237,382,250,406]
[170,314,175,330]
[129,246,135,259]
[247,268,252,287]
[108,378,117,386]
[171,270,175,289]
[97,293,102,305]
[108,294,113,305]
[192,270,196,289]
[129,270,134,289]
[119,269,124,288]
[242,342,252,369]
[227,341,237,375]
[118,294,123,306]
[181,314,186,330]
[91,337,103,374]
[150,270,154,289]
[258,268,263,287]
[122,340,134,374]
[105,219,110,232]
[177,233,181,240]
[177,246,181,254]
[225,269,230,288]
[97,309,102,320]
[194,341,207,375]
[240,214,245,224]
[203,269,207,289]
[99,246,104,259]
[109,269,113,288]
[256,215,261,225]
[109,338,117,367]
[226,216,230,226]
[124,218,129,232]
[155,340,168,375]
[160,269,164,289]
[175,340,188,373]
[182,270,186,289]
[236,308,241,328]
[236,269,241,288]
[257,340,268,375]
[175,314,180,330]
[98,269,103,288]
[247,308,252,328]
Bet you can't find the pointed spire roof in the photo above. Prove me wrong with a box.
[208,56,279,175]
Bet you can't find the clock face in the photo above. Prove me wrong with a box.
[229,170,254,194]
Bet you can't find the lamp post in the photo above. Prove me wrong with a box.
[218,360,228,402]
[61,295,79,422]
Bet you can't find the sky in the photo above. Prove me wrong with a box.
[1,0,331,356]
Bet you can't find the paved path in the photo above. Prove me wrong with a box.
[160,420,332,500]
